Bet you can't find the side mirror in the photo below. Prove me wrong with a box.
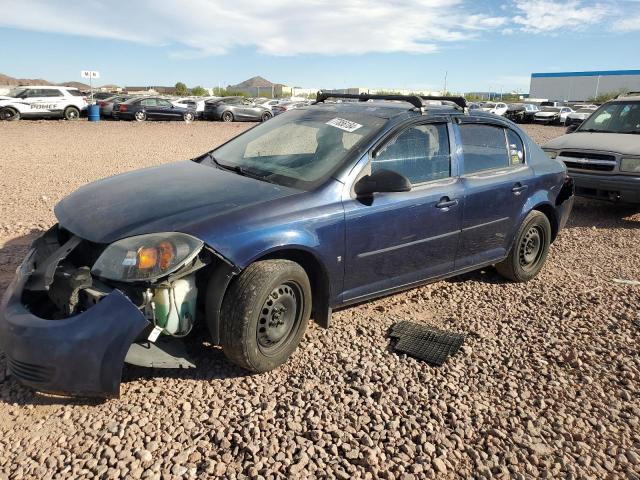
[354,169,412,196]
[566,124,579,133]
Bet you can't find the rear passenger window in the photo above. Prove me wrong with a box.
[459,124,509,174]
[41,89,63,97]
[140,99,156,106]
[372,123,450,185]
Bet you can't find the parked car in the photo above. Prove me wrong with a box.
[92,92,117,103]
[203,97,273,122]
[479,102,508,116]
[534,106,574,125]
[114,96,196,122]
[0,92,574,397]
[0,86,87,121]
[564,106,598,131]
[505,103,539,123]
[172,96,220,119]
[543,93,640,203]
[98,94,136,118]
[272,101,310,115]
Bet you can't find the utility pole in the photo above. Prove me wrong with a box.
[443,71,448,95]
[595,75,601,99]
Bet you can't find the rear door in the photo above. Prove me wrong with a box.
[454,121,533,269]
[343,120,464,301]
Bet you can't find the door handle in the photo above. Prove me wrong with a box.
[512,183,528,195]
[436,197,459,209]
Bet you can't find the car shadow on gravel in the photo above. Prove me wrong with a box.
[567,198,640,230]
[445,266,509,285]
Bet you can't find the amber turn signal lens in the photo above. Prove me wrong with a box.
[158,241,175,270]
[137,247,158,270]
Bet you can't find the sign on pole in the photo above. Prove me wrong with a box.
[81,70,100,79]
[81,70,100,103]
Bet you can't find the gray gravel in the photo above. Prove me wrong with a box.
[1,120,639,479]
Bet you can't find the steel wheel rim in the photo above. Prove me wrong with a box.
[519,225,544,271]
[257,281,303,356]
[135,111,145,121]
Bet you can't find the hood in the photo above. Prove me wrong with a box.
[543,132,640,156]
[567,112,591,119]
[536,111,559,117]
[55,161,301,244]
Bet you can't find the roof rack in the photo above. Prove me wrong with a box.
[314,91,468,111]
[419,96,467,109]
[315,91,424,109]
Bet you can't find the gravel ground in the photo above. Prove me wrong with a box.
[0,120,639,480]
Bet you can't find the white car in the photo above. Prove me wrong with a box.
[480,102,508,116]
[564,106,598,128]
[0,86,88,121]
[254,98,282,111]
[171,96,221,118]
[534,106,574,125]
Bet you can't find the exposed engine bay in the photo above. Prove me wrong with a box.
[21,225,215,359]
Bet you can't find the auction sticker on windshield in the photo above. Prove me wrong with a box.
[326,117,363,132]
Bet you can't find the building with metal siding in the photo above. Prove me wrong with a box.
[529,70,640,101]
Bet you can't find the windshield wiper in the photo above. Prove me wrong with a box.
[208,153,276,184]
[579,128,615,133]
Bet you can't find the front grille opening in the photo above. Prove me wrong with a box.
[560,151,616,161]
[563,161,614,172]
[8,356,56,384]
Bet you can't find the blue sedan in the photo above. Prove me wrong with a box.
[0,93,574,397]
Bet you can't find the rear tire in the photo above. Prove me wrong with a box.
[220,260,311,372]
[134,111,147,122]
[0,107,19,121]
[496,210,551,282]
[64,106,80,120]
[222,111,234,122]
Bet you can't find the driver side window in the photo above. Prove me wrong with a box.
[372,123,450,185]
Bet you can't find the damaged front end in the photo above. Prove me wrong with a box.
[0,225,217,398]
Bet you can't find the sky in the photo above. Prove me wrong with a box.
[1,0,639,93]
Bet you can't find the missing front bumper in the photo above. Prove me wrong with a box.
[0,249,151,398]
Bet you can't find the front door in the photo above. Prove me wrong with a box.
[343,121,463,302]
[454,121,533,269]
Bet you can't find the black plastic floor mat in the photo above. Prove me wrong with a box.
[389,321,464,366]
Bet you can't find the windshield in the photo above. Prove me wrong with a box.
[210,108,385,189]
[483,103,496,108]
[6,88,27,98]
[579,101,640,133]
[576,108,594,114]
[541,107,560,112]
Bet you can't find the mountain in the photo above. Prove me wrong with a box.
[0,73,90,89]
[230,76,274,89]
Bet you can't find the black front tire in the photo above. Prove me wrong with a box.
[261,112,272,122]
[1,107,20,121]
[220,260,311,372]
[64,106,80,120]
[496,210,551,282]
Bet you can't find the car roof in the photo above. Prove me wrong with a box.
[611,95,640,102]
[17,85,78,90]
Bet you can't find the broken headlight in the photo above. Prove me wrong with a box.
[91,233,203,282]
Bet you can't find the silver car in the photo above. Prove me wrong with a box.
[99,95,136,118]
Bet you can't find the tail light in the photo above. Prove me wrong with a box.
[119,105,128,112]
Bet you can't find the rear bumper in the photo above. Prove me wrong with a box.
[0,249,150,398]
[570,171,640,204]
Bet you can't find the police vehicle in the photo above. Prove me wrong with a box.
[0,85,88,121]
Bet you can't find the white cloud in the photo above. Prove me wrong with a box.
[0,0,507,57]
[512,0,610,33]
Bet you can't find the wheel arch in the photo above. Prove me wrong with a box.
[532,202,558,243]
[204,246,333,346]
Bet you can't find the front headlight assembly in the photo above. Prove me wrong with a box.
[92,233,204,282]
[620,157,640,173]
[544,150,558,159]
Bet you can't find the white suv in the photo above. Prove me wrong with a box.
[0,86,88,121]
